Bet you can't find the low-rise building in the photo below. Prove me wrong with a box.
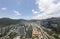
[32,27,41,39]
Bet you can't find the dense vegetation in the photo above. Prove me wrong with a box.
[41,17,60,39]
[0,18,26,27]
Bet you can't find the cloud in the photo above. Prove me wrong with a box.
[32,0,60,19]
[1,7,7,10]
[13,10,21,15]
[32,9,39,14]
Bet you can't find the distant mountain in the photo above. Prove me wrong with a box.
[41,17,60,34]
[0,18,26,27]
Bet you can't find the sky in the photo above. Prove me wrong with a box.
[0,0,60,19]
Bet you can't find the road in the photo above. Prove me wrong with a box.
[31,22,55,39]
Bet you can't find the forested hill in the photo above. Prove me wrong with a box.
[0,18,26,27]
[41,17,60,34]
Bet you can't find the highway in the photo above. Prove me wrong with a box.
[31,22,55,39]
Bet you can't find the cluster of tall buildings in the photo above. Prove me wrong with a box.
[19,24,42,39]
[0,26,10,37]
[0,23,42,39]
